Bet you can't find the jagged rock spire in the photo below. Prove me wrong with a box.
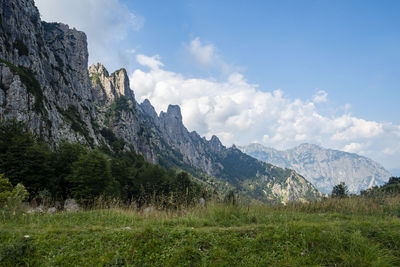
[89,63,134,105]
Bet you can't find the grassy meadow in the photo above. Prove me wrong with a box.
[1,196,400,266]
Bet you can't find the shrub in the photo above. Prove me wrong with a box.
[0,174,13,205]
[331,182,348,198]
[0,174,29,218]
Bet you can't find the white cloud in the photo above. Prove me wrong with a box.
[188,37,216,66]
[343,142,365,154]
[131,53,400,169]
[312,90,328,103]
[185,37,238,75]
[35,0,144,71]
[136,54,164,70]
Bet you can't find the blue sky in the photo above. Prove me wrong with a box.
[121,0,400,124]
[36,0,400,170]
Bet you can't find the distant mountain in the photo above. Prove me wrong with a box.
[0,0,322,204]
[239,143,391,193]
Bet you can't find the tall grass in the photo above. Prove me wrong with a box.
[1,195,400,266]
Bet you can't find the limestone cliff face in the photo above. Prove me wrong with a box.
[240,143,391,193]
[0,0,98,145]
[0,0,322,203]
[89,63,160,163]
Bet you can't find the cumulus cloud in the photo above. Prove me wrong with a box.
[136,55,164,70]
[130,54,400,169]
[312,90,328,103]
[185,37,238,75]
[35,0,144,71]
[343,142,365,154]
[188,37,216,66]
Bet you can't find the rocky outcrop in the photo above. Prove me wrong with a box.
[240,143,391,193]
[89,63,159,162]
[0,0,322,203]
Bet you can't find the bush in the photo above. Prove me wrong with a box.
[331,182,348,198]
[0,174,13,204]
[0,174,29,218]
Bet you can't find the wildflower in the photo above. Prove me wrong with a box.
[301,249,309,256]
[24,235,30,238]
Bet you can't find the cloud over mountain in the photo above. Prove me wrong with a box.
[130,54,400,169]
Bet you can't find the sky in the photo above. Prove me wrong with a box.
[35,0,400,170]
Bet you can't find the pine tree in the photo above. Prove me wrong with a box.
[331,182,348,198]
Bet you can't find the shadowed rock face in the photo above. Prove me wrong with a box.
[0,0,323,203]
[240,143,391,193]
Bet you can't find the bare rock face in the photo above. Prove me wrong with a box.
[140,99,158,123]
[89,63,133,106]
[0,0,98,146]
[89,63,159,163]
[240,143,391,193]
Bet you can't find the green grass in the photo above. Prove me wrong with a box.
[1,197,400,266]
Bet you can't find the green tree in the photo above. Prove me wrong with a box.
[52,142,88,199]
[387,177,400,185]
[173,172,201,206]
[66,150,119,205]
[0,119,53,196]
[331,182,348,198]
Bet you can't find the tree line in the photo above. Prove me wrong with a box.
[331,178,400,198]
[0,119,204,207]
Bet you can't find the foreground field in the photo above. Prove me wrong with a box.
[1,197,400,266]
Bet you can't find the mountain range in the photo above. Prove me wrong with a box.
[0,0,322,203]
[239,143,391,193]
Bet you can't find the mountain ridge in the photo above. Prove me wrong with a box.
[239,143,391,193]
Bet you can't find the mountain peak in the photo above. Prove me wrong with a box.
[89,63,109,77]
[140,99,158,120]
[111,68,128,77]
[90,62,134,104]
[166,105,182,121]
[209,135,224,152]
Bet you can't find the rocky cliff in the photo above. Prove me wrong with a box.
[0,0,322,203]
[240,143,391,193]
[0,0,98,146]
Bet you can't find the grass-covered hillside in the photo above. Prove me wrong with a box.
[1,196,399,266]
